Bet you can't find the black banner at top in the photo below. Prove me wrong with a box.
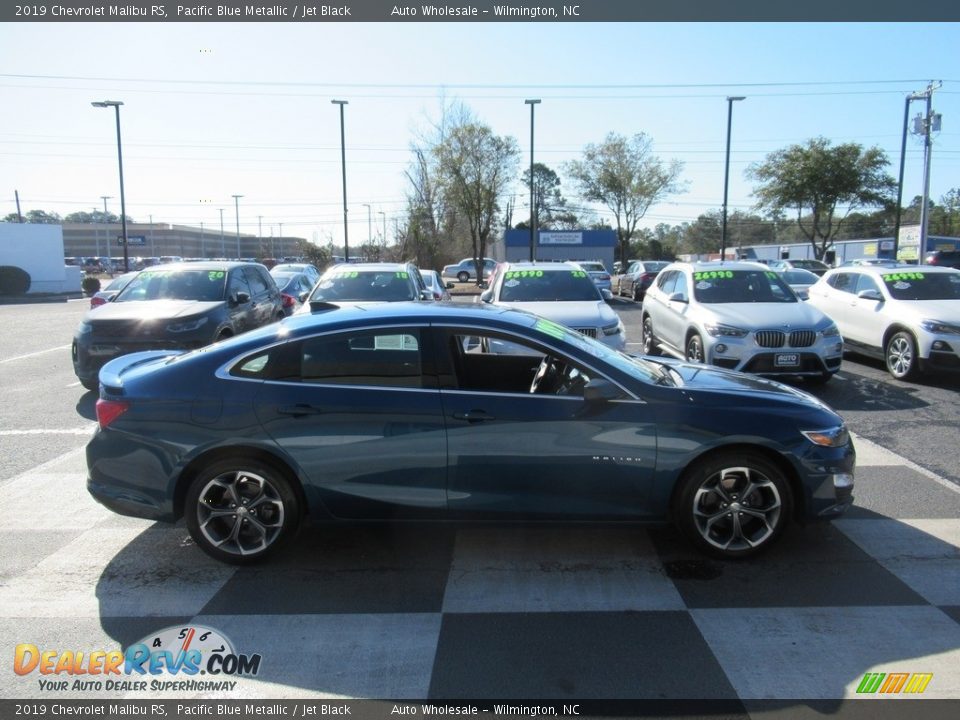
[4,0,960,23]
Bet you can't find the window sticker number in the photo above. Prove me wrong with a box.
[504,270,545,279]
[208,271,225,281]
[883,272,925,282]
[693,271,734,281]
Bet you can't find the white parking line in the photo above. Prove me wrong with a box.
[0,344,71,365]
[0,428,95,436]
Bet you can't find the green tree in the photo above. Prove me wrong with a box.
[564,132,684,266]
[434,118,519,282]
[517,162,572,230]
[2,209,63,224]
[747,137,896,260]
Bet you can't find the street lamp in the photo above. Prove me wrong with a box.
[378,211,386,261]
[91,100,129,271]
[232,194,243,259]
[363,203,372,244]
[721,96,745,261]
[332,99,350,262]
[525,99,541,262]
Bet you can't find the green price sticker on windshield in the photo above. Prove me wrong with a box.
[883,272,924,282]
[395,272,409,279]
[694,271,734,281]
[207,271,225,281]
[571,270,587,278]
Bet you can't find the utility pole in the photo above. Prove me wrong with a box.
[912,81,942,265]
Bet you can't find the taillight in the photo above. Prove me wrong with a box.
[96,399,129,430]
[599,273,610,281]
[281,293,296,308]
[90,297,106,309]
[434,292,442,300]
[641,273,655,281]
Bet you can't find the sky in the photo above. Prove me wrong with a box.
[1,19,959,251]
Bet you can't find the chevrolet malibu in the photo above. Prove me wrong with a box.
[87,303,855,564]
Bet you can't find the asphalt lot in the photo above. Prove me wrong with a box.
[1,296,959,709]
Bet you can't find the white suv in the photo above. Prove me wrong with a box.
[806,264,960,380]
[641,261,843,383]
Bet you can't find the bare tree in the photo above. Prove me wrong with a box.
[564,132,684,266]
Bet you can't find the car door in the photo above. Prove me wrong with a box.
[850,273,888,349]
[250,326,447,519]
[435,326,658,519]
[656,270,690,354]
[243,266,278,327]
[821,272,864,344]
[226,268,254,334]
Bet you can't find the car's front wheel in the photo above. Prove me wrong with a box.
[685,333,705,363]
[185,458,300,564]
[674,451,792,558]
[885,330,919,381]
[642,316,660,356]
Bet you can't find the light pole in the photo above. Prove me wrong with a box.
[525,99,541,262]
[363,203,372,245]
[379,211,386,256]
[721,96,745,261]
[91,100,129,271]
[100,195,112,266]
[232,194,243,259]
[332,99,350,262]
[219,208,225,258]
[892,94,916,262]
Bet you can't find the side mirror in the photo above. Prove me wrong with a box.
[230,291,251,306]
[583,378,622,403]
[479,290,493,304]
[857,289,883,301]
[601,289,614,301]
[420,289,434,301]
[298,291,309,302]
[668,292,688,304]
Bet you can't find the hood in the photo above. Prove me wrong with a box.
[699,300,828,329]
[503,300,618,328]
[651,356,834,412]
[890,298,960,323]
[84,299,224,322]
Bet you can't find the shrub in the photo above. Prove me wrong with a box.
[0,266,31,296]
[82,276,102,295]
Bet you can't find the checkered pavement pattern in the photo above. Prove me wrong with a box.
[2,434,959,703]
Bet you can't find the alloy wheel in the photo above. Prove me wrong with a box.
[691,466,783,553]
[195,469,286,558]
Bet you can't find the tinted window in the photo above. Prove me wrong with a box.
[656,270,678,294]
[880,271,960,300]
[855,274,880,294]
[828,273,856,294]
[692,269,796,304]
[229,269,252,299]
[114,268,227,302]
[244,267,272,296]
[310,269,417,302]
[498,269,600,302]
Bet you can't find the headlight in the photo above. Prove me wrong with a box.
[820,323,840,338]
[77,322,93,335]
[920,319,960,335]
[166,316,209,333]
[602,319,624,336]
[704,323,748,338]
[802,425,849,448]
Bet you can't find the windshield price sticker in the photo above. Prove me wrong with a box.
[694,271,735,281]
[571,270,588,278]
[394,272,409,279]
[504,270,545,279]
[330,271,361,279]
[883,272,925,282]
[207,271,225,281]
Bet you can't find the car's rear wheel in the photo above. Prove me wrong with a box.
[885,330,919,381]
[642,316,661,356]
[457,271,470,283]
[185,458,300,565]
[632,284,642,302]
[80,377,98,391]
[675,451,792,559]
[685,333,705,363]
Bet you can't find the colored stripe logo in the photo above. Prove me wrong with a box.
[857,672,933,694]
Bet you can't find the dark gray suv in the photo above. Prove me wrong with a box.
[72,262,283,390]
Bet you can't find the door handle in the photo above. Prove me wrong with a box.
[453,410,496,423]
[278,404,324,417]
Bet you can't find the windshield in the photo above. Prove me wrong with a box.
[498,269,601,302]
[114,269,227,302]
[310,268,417,302]
[880,271,960,301]
[692,269,797,304]
[641,262,669,273]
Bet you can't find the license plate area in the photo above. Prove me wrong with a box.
[775,353,800,367]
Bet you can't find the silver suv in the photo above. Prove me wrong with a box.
[641,261,843,383]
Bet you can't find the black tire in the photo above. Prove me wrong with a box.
[674,451,792,559]
[185,457,301,565]
[632,285,642,302]
[686,333,705,363]
[642,316,661,356]
[80,377,99,391]
[457,271,470,283]
[885,330,919,381]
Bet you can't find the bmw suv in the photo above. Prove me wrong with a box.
[641,261,843,383]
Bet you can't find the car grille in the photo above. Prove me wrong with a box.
[575,327,599,339]
[754,329,817,348]
[93,320,163,339]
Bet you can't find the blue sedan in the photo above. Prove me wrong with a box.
[87,303,855,564]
